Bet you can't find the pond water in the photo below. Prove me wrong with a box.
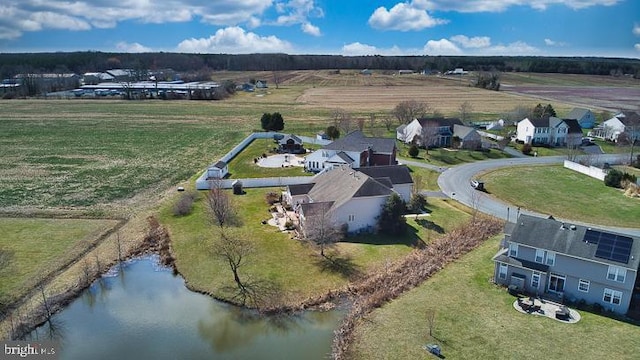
[28,256,342,360]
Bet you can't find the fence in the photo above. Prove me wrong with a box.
[563,160,607,181]
[196,175,315,190]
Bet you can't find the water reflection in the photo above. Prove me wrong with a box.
[29,256,341,360]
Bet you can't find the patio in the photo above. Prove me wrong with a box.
[513,297,581,324]
[257,154,305,168]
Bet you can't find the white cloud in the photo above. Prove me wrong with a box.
[423,39,462,55]
[341,42,411,56]
[116,41,152,53]
[423,0,621,12]
[301,22,321,36]
[635,44,640,52]
[633,23,640,36]
[369,2,447,31]
[176,26,293,54]
[0,0,277,39]
[480,41,539,55]
[450,35,491,48]
[544,38,567,46]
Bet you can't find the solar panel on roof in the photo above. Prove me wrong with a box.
[589,228,634,264]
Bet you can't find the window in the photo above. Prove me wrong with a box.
[578,279,590,293]
[509,243,518,257]
[498,263,508,280]
[535,249,545,263]
[531,272,540,288]
[603,288,622,305]
[548,274,565,293]
[348,214,355,222]
[607,266,626,283]
[546,252,556,266]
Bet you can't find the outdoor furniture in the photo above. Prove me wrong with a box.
[556,305,570,320]
[423,344,441,356]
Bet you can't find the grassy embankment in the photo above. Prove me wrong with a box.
[350,235,640,360]
[161,187,470,304]
[479,165,639,228]
[0,218,119,306]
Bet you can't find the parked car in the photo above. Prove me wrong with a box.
[470,179,484,190]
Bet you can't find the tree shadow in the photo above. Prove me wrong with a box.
[343,227,425,248]
[313,252,363,280]
[416,219,445,234]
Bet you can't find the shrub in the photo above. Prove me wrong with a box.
[172,191,197,216]
[408,144,419,158]
[604,169,623,188]
[265,191,280,205]
[408,193,427,213]
[521,143,532,155]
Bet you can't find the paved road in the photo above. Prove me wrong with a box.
[436,154,640,238]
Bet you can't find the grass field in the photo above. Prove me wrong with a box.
[479,165,640,228]
[350,235,640,360]
[226,138,312,178]
[398,146,511,167]
[0,217,119,304]
[161,188,469,304]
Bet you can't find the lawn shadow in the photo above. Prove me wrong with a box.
[313,252,363,280]
[416,219,445,234]
[342,226,426,249]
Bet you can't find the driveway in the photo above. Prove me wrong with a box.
[437,154,640,238]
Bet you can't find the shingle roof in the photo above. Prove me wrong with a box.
[417,117,463,128]
[288,183,315,196]
[562,118,583,134]
[213,160,227,169]
[323,130,396,153]
[527,118,550,127]
[306,166,392,210]
[566,108,590,120]
[493,250,550,272]
[453,124,478,139]
[326,151,354,164]
[619,112,640,126]
[508,215,640,269]
[357,165,413,185]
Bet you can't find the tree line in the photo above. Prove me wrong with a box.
[1,52,639,79]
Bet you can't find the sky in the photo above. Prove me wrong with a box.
[0,0,639,58]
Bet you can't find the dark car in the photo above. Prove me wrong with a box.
[470,179,484,190]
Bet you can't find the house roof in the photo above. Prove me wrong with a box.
[619,112,640,126]
[326,151,355,164]
[526,117,551,128]
[417,117,463,128]
[507,214,640,269]
[306,166,392,211]
[213,160,227,169]
[562,118,583,134]
[300,201,334,217]
[357,165,413,185]
[566,108,590,120]
[288,183,316,196]
[323,130,396,154]
[278,134,303,145]
[493,249,550,273]
[453,124,478,139]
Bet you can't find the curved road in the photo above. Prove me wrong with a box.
[435,154,640,238]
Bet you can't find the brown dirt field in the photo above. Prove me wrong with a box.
[295,85,546,115]
[501,85,640,111]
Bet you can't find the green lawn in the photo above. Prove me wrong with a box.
[161,188,469,304]
[226,138,312,178]
[405,166,441,191]
[0,217,119,304]
[397,145,511,167]
[350,235,640,360]
[479,165,639,228]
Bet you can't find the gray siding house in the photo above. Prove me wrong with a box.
[493,215,640,315]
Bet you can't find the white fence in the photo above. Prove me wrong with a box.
[196,175,314,190]
[196,131,328,190]
[477,130,505,141]
[563,160,607,181]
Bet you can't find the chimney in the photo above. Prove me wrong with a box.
[570,225,576,230]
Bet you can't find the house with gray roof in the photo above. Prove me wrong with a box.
[285,165,412,234]
[453,124,482,150]
[516,117,581,147]
[397,117,468,148]
[493,214,640,315]
[566,108,596,129]
[304,131,397,172]
[206,160,228,179]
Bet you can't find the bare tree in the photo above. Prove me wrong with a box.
[332,108,352,134]
[426,308,436,338]
[356,117,365,131]
[213,231,253,295]
[368,113,377,130]
[459,101,474,125]
[206,179,239,228]
[381,114,395,131]
[412,174,424,196]
[618,111,640,165]
[420,120,440,154]
[392,100,430,125]
[303,203,344,257]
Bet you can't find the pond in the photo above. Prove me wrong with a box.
[28,256,342,360]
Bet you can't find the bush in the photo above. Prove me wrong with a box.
[408,193,427,213]
[604,169,636,188]
[172,191,197,216]
[408,144,419,158]
[521,143,532,155]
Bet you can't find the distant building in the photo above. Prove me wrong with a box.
[566,108,596,129]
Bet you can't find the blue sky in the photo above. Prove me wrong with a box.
[1,1,639,58]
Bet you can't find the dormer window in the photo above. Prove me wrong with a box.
[509,243,518,257]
